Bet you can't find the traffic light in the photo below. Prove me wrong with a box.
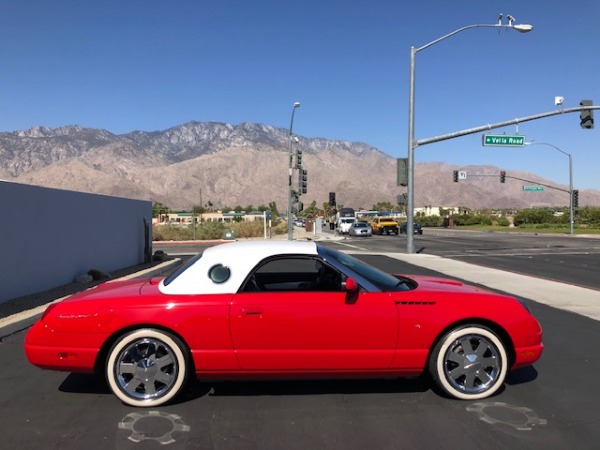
[329,192,336,207]
[500,171,506,183]
[397,158,408,186]
[453,170,459,182]
[573,189,579,208]
[580,100,594,129]
[300,169,308,194]
[296,148,303,167]
[297,202,304,212]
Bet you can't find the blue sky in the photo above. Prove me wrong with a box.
[2,0,599,190]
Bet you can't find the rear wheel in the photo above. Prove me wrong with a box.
[429,325,508,400]
[106,328,189,407]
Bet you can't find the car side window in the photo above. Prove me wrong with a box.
[240,256,343,293]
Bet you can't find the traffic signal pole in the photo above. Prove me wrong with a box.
[408,105,596,246]
[415,105,599,148]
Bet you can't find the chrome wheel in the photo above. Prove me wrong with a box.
[430,325,508,400]
[106,329,188,407]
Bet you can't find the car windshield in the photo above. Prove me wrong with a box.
[355,222,368,228]
[317,245,414,291]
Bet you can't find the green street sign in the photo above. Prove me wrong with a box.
[523,186,544,192]
[482,134,525,147]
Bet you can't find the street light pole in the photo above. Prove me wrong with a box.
[406,18,533,253]
[287,102,301,240]
[525,142,574,235]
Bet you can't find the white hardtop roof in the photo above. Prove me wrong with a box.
[159,240,319,295]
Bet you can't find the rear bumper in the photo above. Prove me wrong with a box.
[24,321,98,373]
[25,344,98,373]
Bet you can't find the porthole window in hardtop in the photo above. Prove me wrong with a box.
[209,264,231,284]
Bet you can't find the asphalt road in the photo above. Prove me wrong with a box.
[1,236,599,449]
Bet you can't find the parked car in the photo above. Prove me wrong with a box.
[400,221,423,235]
[25,240,543,407]
[349,221,372,237]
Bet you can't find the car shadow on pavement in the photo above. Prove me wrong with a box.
[506,366,538,385]
[194,376,431,398]
[59,373,112,395]
[56,368,537,404]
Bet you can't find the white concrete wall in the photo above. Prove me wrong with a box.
[0,181,152,303]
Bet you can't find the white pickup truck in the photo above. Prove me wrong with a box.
[336,217,355,234]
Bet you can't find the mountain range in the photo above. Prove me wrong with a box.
[1,122,599,211]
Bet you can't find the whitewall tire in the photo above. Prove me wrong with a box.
[429,325,508,400]
[106,328,188,407]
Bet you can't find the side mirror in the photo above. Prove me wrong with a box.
[343,277,358,293]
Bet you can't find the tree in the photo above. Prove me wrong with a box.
[152,202,169,219]
[268,201,279,218]
[371,201,395,212]
[300,200,320,216]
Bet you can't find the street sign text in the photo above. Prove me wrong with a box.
[482,134,525,147]
[523,186,544,192]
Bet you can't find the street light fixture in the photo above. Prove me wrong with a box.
[287,101,301,240]
[406,16,533,253]
[525,141,574,235]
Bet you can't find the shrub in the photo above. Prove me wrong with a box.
[496,217,511,227]
[152,219,287,241]
[513,209,554,226]
[417,215,442,227]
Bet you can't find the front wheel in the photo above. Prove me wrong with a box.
[106,328,189,407]
[429,325,508,400]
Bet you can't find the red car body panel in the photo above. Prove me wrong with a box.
[25,273,543,379]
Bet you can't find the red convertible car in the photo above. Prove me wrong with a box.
[25,241,543,407]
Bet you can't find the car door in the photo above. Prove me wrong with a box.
[229,256,398,371]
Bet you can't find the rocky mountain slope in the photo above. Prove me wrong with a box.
[1,122,599,211]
